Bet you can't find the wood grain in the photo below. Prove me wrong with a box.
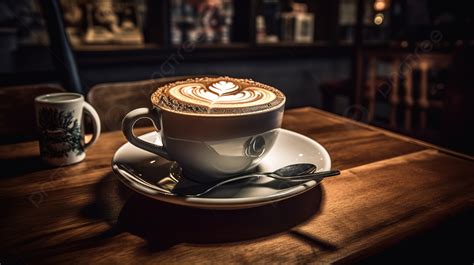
[0,107,473,264]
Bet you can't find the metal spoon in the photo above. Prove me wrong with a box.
[174,164,340,197]
[115,162,339,197]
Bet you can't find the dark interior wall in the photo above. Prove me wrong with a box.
[79,57,351,109]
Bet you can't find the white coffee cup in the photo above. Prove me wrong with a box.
[122,78,285,183]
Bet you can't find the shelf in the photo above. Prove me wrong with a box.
[72,43,161,52]
[169,42,251,49]
[255,41,340,47]
[361,41,461,54]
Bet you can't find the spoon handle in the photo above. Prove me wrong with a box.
[195,170,340,196]
[271,170,341,181]
[196,174,265,196]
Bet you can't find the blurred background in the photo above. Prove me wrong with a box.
[0,0,473,155]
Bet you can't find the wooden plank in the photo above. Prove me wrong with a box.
[297,149,474,263]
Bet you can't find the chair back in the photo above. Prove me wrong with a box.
[366,53,452,133]
[0,83,65,144]
[87,76,204,132]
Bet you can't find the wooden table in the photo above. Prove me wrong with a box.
[1,107,473,264]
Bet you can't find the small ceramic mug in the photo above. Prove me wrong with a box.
[35,93,101,166]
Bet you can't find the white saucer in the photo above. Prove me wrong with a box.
[112,129,331,209]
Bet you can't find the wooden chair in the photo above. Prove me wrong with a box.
[87,76,205,132]
[0,83,65,144]
[365,53,452,132]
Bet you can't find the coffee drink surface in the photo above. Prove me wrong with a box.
[151,77,285,115]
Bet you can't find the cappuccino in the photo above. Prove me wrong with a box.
[123,76,285,181]
[151,77,285,115]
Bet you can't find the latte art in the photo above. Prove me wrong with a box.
[152,77,285,115]
[169,83,275,105]
[208,81,239,95]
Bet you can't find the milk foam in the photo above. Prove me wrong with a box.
[152,77,285,115]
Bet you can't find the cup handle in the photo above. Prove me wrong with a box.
[83,102,101,150]
[122,108,170,160]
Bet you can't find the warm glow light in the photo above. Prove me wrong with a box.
[420,61,429,70]
[374,13,384,25]
[374,0,386,11]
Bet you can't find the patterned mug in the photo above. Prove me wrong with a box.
[35,93,101,166]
